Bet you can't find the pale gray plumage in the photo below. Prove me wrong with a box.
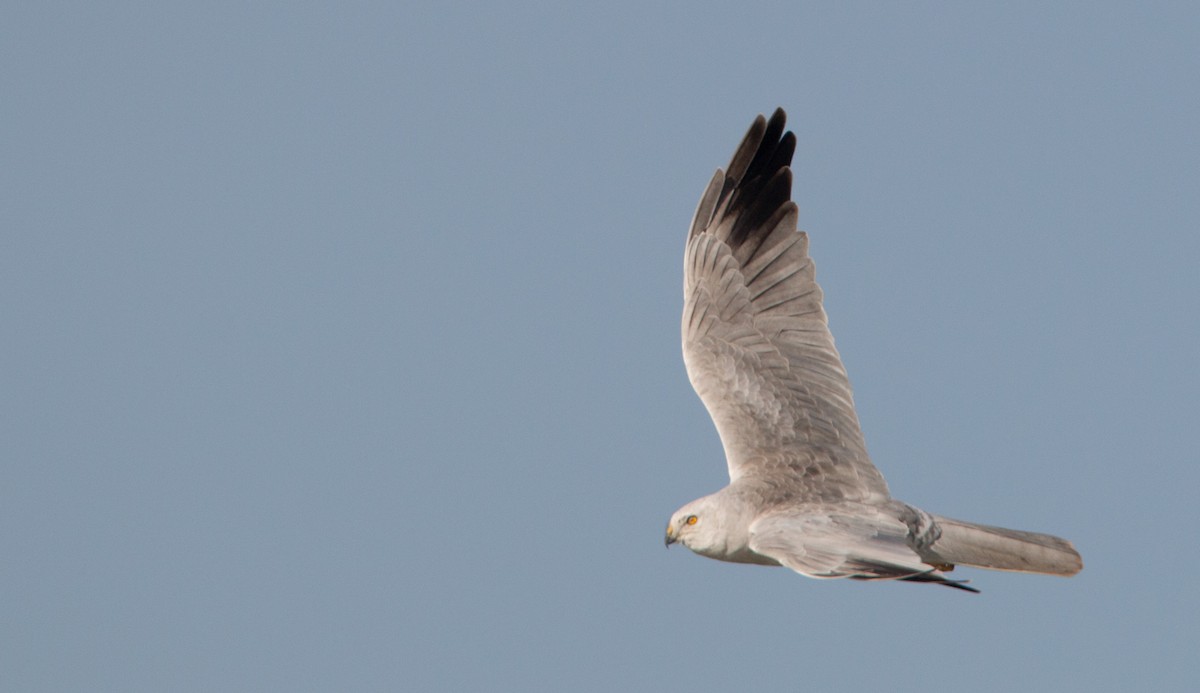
[665,109,1082,592]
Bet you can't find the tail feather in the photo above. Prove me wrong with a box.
[924,515,1083,576]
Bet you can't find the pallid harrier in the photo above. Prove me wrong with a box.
[664,109,1082,592]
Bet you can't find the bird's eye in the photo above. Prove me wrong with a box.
[686,515,698,525]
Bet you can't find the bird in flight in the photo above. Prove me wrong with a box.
[664,109,1082,592]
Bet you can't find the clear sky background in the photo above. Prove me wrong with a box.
[4,2,1198,691]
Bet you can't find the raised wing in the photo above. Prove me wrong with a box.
[682,109,888,501]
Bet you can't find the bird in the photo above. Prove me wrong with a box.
[664,108,1082,593]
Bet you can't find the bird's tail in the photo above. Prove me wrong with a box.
[923,515,1083,576]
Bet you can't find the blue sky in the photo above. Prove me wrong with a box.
[4,2,1198,691]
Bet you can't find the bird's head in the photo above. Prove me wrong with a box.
[665,496,724,554]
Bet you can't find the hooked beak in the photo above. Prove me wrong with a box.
[665,525,677,547]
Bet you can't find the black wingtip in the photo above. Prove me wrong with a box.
[899,573,982,594]
[941,580,982,594]
[715,108,797,247]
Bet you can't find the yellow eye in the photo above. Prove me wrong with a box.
[686,515,698,525]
